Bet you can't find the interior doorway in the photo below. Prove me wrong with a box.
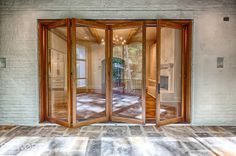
[38,19,192,127]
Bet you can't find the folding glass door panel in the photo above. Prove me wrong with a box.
[46,19,71,127]
[156,20,184,126]
[71,19,108,126]
[111,22,146,123]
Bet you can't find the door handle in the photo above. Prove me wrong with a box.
[157,83,160,94]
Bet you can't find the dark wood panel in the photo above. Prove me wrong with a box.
[146,94,156,121]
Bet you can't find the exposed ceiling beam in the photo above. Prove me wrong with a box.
[88,28,101,44]
[126,27,141,44]
[49,29,67,41]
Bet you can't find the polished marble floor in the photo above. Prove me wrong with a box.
[0,125,236,156]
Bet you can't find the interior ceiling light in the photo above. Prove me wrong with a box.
[113,34,127,45]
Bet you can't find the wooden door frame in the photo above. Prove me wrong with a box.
[38,19,192,127]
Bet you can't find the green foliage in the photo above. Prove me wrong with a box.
[112,57,124,83]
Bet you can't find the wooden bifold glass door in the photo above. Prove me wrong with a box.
[44,19,72,127]
[110,22,145,124]
[71,20,109,126]
[156,20,185,126]
[39,19,190,127]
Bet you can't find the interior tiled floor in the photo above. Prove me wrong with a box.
[53,93,178,122]
[0,125,236,156]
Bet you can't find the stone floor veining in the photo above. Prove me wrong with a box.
[0,125,236,156]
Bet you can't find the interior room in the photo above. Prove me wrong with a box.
[47,23,182,124]
[75,25,144,122]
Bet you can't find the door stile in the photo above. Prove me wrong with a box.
[71,18,77,126]
[156,20,161,126]
[66,18,72,126]
[106,25,112,120]
[142,23,146,124]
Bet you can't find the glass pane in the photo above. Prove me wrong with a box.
[77,79,87,88]
[76,26,106,122]
[77,46,86,59]
[112,27,143,120]
[146,27,157,122]
[77,60,86,78]
[47,26,68,121]
[160,27,182,121]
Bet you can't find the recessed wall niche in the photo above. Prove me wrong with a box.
[0,58,6,68]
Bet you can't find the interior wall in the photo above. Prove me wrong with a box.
[0,0,235,125]
[90,43,105,91]
[160,28,182,102]
[77,41,104,92]
[47,31,67,109]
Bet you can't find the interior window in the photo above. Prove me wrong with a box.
[76,46,87,88]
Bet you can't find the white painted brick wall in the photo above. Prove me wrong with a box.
[0,0,235,125]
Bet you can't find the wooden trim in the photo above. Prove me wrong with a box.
[106,26,112,120]
[142,23,146,124]
[158,20,183,29]
[47,19,67,29]
[126,27,141,44]
[74,19,107,29]
[158,117,183,126]
[156,20,161,125]
[111,21,143,29]
[66,18,72,126]
[73,117,107,127]
[71,18,77,126]
[38,21,45,122]
[110,26,114,119]
[45,28,49,119]
[111,116,143,124]
[185,22,192,123]
[47,117,70,127]
[88,28,101,43]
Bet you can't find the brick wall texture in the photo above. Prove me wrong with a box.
[0,0,236,125]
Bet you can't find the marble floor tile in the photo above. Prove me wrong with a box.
[101,138,133,156]
[220,126,236,132]
[150,140,188,156]
[195,132,213,138]
[79,131,101,139]
[80,125,102,132]
[189,126,211,133]
[146,132,165,137]
[128,126,144,136]
[182,141,206,150]
[102,126,128,138]
[64,128,80,136]
[85,139,102,155]
[162,126,196,140]
[207,126,225,133]
[142,125,156,132]
[0,125,235,156]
